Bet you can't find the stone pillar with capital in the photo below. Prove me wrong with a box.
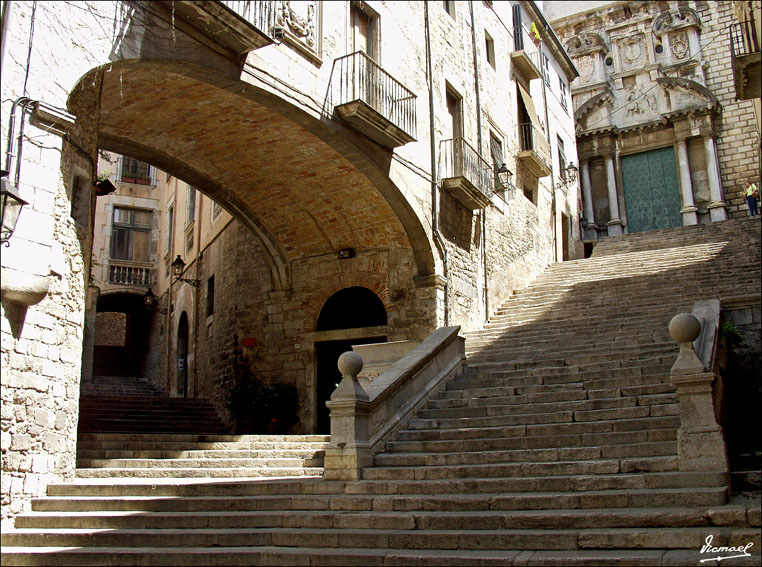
[323,351,373,481]
[604,155,623,236]
[703,136,728,222]
[675,138,698,225]
[580,160,597,240]
[668,313,729,475]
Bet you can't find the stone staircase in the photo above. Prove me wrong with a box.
[78,375,229,435]
[2,218,760,565]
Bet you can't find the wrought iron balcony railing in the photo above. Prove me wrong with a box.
[439,137,495,206]
[109,263,152,287]
[219,0,277,35]
[730,20,760,59]
[331,51,417,145]
[518,122,552,178]
[729,19,761,100]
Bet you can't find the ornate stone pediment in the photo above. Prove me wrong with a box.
[565,32,608,56]
[656,76,718,114]
[653,8,701,37]
[574,89,615,134]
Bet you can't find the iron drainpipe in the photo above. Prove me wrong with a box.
[469,1,489,322]
[424,2,449,326]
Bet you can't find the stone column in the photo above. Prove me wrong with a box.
[323,351,372,481]
[604,155,623,236]
[580,160,597,240]
[703,136,727,222]
[668,313,729,474]
[675,138,698,225]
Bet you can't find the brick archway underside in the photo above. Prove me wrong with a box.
[84,61,431,288]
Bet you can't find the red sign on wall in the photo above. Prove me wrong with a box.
[242,338,257,347]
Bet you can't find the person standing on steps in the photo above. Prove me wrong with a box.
[744,180,759,217]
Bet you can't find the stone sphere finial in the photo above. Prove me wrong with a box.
[337,351,363,377]
[669,313,701,344]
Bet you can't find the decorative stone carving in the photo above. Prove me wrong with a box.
[670,30,690,61]
[625,84,656,117]
[565,32,608,56]
[653,7,701,38]
[276,0,316,48]
[577,55,596,84]
[619,35,646,69]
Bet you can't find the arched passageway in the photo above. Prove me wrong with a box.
[93,292,150,379]
[314,287,388,434]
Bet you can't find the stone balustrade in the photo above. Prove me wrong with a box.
[323,326,464,480]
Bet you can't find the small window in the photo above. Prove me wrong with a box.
[523,187,535,204]
[557,135,567,178]
[165,205,174,255]
[490,132,504,187]
[443,0,455,18]
[559,77,569,111]
[485,31,495,69]
[542,53,551,86]
[206,275,215,317]
[186,187,196,226]
[211,201,223,223]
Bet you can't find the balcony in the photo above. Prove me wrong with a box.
[170,1,277,55]
[730,21,761,100]
[117,156,156,186]
[511,26,542,81]
[331,51,417,149]
[439,138,494,210]
[517,123,552,178]
[109,263,152,287]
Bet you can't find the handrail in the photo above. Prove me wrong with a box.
[330,51,417,140]
[219,0,277,36]
[439,137,495,198]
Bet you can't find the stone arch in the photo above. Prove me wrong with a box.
[305,269,390,333]
[69,59,436,290]
[316,287,388,332]
[574,90,616,133]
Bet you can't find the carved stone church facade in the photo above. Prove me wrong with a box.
[546,1,760,243]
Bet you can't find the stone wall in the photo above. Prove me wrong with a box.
[695,1,761,218]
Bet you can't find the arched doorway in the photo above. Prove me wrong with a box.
[314,287,388,433]
[176,312,189,398]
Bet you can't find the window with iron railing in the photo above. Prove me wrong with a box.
[219,0,277,36]
[119,156,154,185]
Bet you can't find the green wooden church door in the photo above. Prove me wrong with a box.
[621,147,683,233]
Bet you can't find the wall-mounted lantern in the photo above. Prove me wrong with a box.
[171,255,200,287]
[1,170,28,246]
[144,287,167,313]
[556,163,579,192]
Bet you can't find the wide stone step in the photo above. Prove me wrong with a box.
[396,415,682,442]
[8,546,759,567]
[76,448,326,460]
[4,525,759,556]
[77,456,324,469]
[374,440,677,466]
[418,393,677,419]
[387,428,676,454]
[74,466,323,479]
[362,455,680,481]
